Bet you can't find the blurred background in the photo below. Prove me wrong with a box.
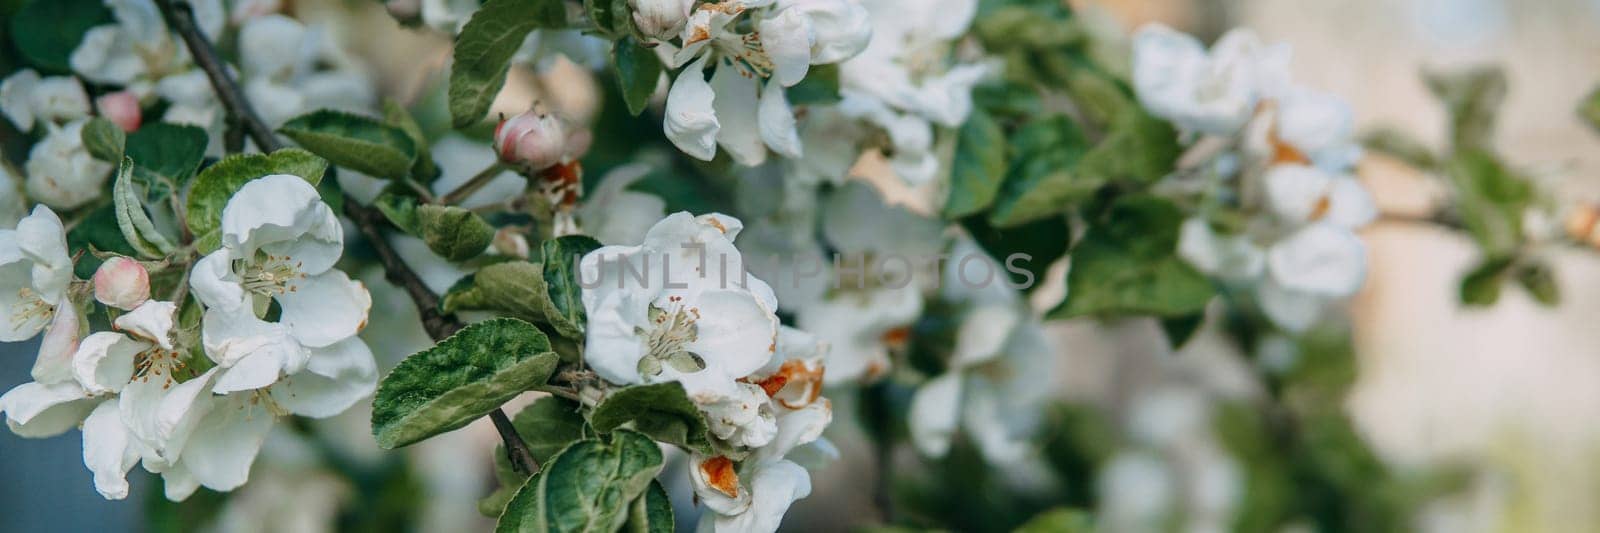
[4,0,1600,531]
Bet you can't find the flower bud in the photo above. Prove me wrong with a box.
[93,256,150,311]
[492,228,530,259]
[494,111,567,171]
[95,91,142,132]
[630,0,693,42]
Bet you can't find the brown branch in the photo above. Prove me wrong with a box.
[156,0,538,474]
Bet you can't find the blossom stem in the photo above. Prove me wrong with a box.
[438,161,510,206]
[155,0,540,476]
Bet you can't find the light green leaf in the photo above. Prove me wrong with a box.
[1447,150,1531,256]
[442,261,552,322]
[416,204,495,261]
[449,0,567,127]
[540,235,601,336]
[1582,86,1600,134]
[589,382,711,453]
[80,117,125,162]
[786,64,842,106]
[623,481,673,533]
[1424,66,1506,153]
[1360,127,1437,170]
[384,100,440,183]
[943,109,1008,218]
[496,430,665,533]
[1458,255,1513,307]
[112,157,175,259]
[480,396,589,517]
[185,148,327,250]
[370,318,560,449]
[1516,261,1559,307]
[1014,508,1094,533]
[10,0,110,73]
[279,109,418,179]
[612,37,663,116]
[373,189,421,233]
[1048,195,1214,319]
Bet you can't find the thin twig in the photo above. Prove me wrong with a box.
[155,0,538,474]
[439,161,510,205]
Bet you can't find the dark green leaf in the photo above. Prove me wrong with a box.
[125,122,208,194]
[540,235,602,335]
[622,481,673,533]
[280,109,418,179]
[370,318,559,448]
[1049,195,1214,319]
[185,148,327,250]
[960,214,1070,292]
[1160,313,1205,349]
[1515,261,1559,306]
[1458,255,1513,306]
[10,0,110,73]
[786,64,842,106]
[80,117,125,162]
[416,204,495,261]
[589,382,711,453]
[112,157,176,258]
[67,204,137,278]
[611,37,663,116]
[384,100,440,183]
[988,116,1091,227]
[480,396,589,517]
[449,0,567,127]
[496,430,665,533]
[943,109,1008,218]
[1446,150,1531,256]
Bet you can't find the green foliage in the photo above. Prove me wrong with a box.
[440,253,592,340]
[125,123,209,195]
[448,0,567,127]
[481,397,589,517]
[112,157,176,258]
[1458,255,1514,306]
[1582,85,1600,134]
[80,117,125,162]
[384,100,441,183]
[589,382,712,453]
[67,203,138,278]
[1424,66,1507,153]
[1014,508,1094,533]
[960,214,1070,292]
[988,116,1089,226]
[1446,150,1531,257]
[370,318,559,449]
[943,109,1009,219]
[786,64,842,106]
[1515,260,1559,306]
[582,0,629,36]
[9,0,110,73]
[280,110,419,179]
[611,37,663,116]
[1360,127,1437,170]
[415,204,496,261]
[496,430,665,533]
[622,481,673,533]
[185,148,328,249]
[540,235,602,335]
[1049,195,1214,319]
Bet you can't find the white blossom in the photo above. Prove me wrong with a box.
[1131,24,1289,136]
[0,69,92,132]
[0,206,73,342]
[23,119,116,210]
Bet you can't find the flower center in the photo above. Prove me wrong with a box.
[718,35,773,79]
[11,287,55,325]
[133,347,186,387]
[636,296,708,377]
[238,254,306,296]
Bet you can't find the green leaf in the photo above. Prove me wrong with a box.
[496,430,665,533]
[80,117,126,162]
[480,396,589,517]
[786,64,842,106]
[449,0,567,127]
[384,100,440,183]
[1014,508,1094,533]
[442,261,552,322]
[125,123,208,193]
[943,109,1008,219]
[370,318,560,449]
[67,203,138,278]
[416,204,495,261]
[589,382,711,453]
[374,188,421,233]
[960,214,1069,292]
[10,0,110,73]
[622,481,673,533]
[1458,255,1513,306]
[279,109,418,179]
[988,115,1092,227]
[1360,127,1437,170]
[1071,108,1180,185]
[1447,150,1531,256]
[540,235,602,335]
[582,0,622,35]
[1160,313,1205,349]
[611,37,663,116]
[112,157,176,259]
[1049,195,1214,319]
[1581,86,1600,134]
[185,148,327,249]
[1424,66,1507,153]
[1515,261,1559,306]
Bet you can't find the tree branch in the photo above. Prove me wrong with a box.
[156,0,538,474]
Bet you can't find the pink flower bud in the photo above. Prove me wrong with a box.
[494,111,567,171]
[93,256,150,310]
[492,228,530,259]
[95,91,142,132]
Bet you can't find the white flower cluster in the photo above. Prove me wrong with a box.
[1132,24,1377,332]
[645,0,871,165]
[579,213,835,532]
[0,176,376,501]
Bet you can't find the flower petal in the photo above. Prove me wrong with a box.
[758,9,813,87]
[71,332,147,395]
[82,399,141,500]
[1267,223,1366,298]
[181,394,274,491]
[0,380,94,437]
[758,81,802,159]
[270,337,378,418]
[908,372,962,458]
[277,269,371,348]
[664,56,720,161]
[711,65,767,166]
[31,300,81,383]
[189,251,247,311]
[113,300,177,350]
[710,460,813,533]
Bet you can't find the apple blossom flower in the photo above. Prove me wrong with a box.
[494,110,567,171]
[72,0,224,88]
[0,69,92,132]
[631,0,695,41]
[23,119,116,210]
[0,206,73,342]
[690,396,833,532]
[659,0,871,165]
[1131,24,1290,137]
[93,257,152,311]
